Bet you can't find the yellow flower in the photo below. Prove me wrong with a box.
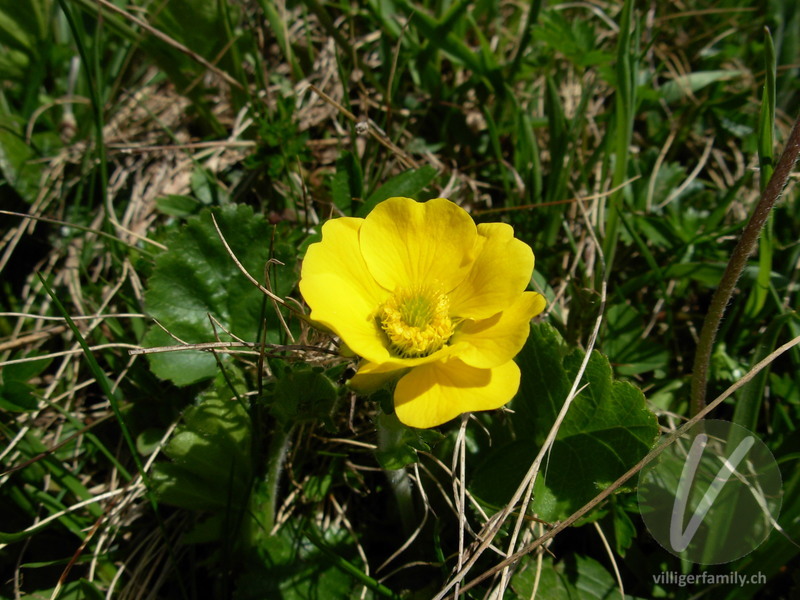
[299,197,546,428]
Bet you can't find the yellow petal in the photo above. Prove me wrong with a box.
[359,197,478,292]
[348,360,406,394]
[353,339,469,376]
[350,352,465,396]
[299,217,393,363]
[452,292,546,369]
[394,358,521,428]
[449,222,535,319]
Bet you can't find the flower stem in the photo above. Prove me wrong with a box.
[376,413,418,535]
[386,468,417,536]
[247,423,293,544]
[690,113,800,417]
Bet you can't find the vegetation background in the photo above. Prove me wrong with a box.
[1,0,798,598]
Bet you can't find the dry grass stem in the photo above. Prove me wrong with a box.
[95,0,243,90]
[593,521,625,600]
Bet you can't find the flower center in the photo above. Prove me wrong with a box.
[378,286,454,358]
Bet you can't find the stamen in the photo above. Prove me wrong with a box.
[379,286,454,357]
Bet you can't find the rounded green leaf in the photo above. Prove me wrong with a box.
[142,204,296,385]
[472,323,659,522]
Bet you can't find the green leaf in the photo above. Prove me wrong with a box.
[235,524,369,600]
[659,70,744,104]
[374,411,421,470]
[0,0,48,49]
[358,165,438,217]
[0,352,53,411]
[392,0,495,82]
[0,380,37,412]
[142,204,296,385]
[330,151,363,214]
[190,166,225,205]
[269,367,339,425]
[136,428,164,456]
[140,328,218,386]
[659,262,788,289]
[544,76,568,205]
[19,579,105,600]
[156,194,204,217]
[602,303,668,376]
[732,313,798,432]
[1,352,52,382]
[609,498,637,557]
[152,394,252,511]
[757,28,777,185]
[0,0,49,85]
[151,463,235,511]
[150,0,238,81]
[0,112,44,203]
[745,29,777,317]
[182,513,228,545]
[471,323,658,522]
[511,553,624,599]
[534,10,612,69]
[257,0,303,79]
[303,472,334,503]
[723,438,800,598]
[515,111,543,202]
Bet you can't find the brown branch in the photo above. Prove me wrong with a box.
[690,112,800,416]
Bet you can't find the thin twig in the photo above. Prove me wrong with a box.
[307,83,418,169]
[0,343,142,367]
[128,341,337,356]
[658,135,715,208]
[106,140,256,152]
[0,312,146,321]
[375,462,431,574]
[94,0,243,90]
[472,176,641,215]
[209,213,297,311]
[452,415,469,596]
[593,521,625,600]
[264,256,296,342]
[0,326,67,352]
